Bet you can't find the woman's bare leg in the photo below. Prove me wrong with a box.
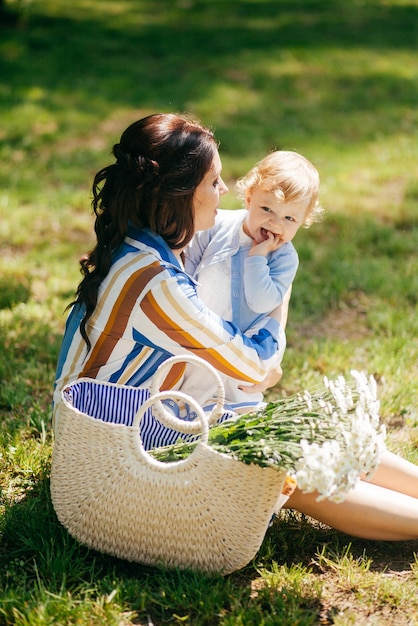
[366,449,418,498]
[285,451,418,540]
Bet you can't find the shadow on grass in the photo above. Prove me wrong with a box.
[2,469,416,624]
[0,474,318,623]
[1,0,418,157]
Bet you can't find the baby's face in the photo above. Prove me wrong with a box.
[243,187,310,246]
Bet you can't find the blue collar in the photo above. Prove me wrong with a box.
[126,224,183,270]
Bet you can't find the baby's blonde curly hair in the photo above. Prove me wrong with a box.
[236,150,324,227]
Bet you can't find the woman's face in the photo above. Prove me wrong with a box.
[193,150,228,232]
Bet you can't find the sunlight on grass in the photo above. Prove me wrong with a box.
[1,0,418,624]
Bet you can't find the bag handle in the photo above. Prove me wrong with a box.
[132,390,209,470]
[149,354,225,434]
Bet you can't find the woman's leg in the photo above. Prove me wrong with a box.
[285,451,418,540]
[366,449,418,498]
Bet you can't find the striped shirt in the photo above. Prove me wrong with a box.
[54,226,282,447]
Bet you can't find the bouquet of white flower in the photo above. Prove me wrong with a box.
[152,370,387,503]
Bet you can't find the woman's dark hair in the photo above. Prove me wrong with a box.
[73,113,217,349]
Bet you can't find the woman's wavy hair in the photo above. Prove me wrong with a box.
[73,113,217,349]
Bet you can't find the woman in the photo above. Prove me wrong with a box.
[53,113,282,428]
[54,112,418,541]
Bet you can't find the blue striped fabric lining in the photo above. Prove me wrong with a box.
[64,381,149,426]
[63,379,233,450]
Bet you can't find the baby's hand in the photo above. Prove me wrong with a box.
[249,231,283,257]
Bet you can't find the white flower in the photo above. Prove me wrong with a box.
[156,370,387,506]
[303,390,313,412]
[288,371,387,502]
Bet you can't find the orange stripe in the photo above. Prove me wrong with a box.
[80,262,164,378]
[160,362,186,391]
[141,291,255,383]
[160,280,264,380]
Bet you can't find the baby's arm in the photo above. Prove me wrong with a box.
[244,244,298,314]
[184,231,210,276]
[184,209,231,276]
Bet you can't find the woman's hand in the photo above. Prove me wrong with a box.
[238,364,283,394]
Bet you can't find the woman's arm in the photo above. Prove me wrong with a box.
[238,286,292,394]
[269,285,292,329]
[136,269,282,385]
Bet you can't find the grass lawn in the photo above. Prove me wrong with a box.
[0,0,417,623]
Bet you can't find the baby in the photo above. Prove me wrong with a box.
[184,150,323,408]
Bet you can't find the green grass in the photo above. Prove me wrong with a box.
[1,0,418,623]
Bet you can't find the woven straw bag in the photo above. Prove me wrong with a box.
[51,355,287,575]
